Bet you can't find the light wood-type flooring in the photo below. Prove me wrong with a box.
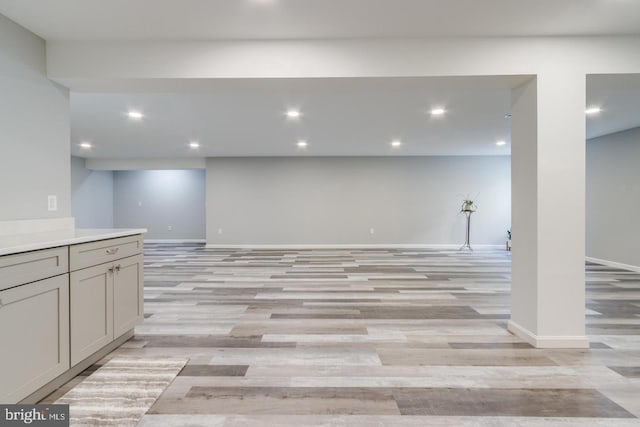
[44,244,640,426]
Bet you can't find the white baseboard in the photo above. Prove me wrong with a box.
[585,256,640,273]
[204,243,505,250]
[145,239,206,244]
[507,320,589,349]
[0,217,75,236]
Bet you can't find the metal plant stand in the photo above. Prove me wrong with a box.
[459,210,475,251]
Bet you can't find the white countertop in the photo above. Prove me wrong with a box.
[0,228,147,256]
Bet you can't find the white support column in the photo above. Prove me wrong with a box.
[509,73,588,348]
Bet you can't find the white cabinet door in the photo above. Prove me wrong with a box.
[113,255,144,337]
[0,275,70,403]
[70,263,114,366]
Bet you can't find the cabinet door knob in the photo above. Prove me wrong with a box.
[108,267,114,274]
[115,265,121,272]
[106,248,119,255]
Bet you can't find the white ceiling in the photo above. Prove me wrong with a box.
[69,75,640,159]
[1,0,640,41]
[586,74,640,139]
[2,1,639,159]
[70,76,523,158]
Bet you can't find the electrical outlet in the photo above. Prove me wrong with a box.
[369,228,375,235]
[47,195,57,211]
[167,225,172,231]
[138,201,142,207]
[218,228,223,235]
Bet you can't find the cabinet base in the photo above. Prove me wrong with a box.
[19,330,134,404]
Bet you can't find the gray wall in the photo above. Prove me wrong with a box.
[587,127,640,267]
[206,156,511,246]
[70,156,114,228]
[114,169,206,240]
[0,14,70,220]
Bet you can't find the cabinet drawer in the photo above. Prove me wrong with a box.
[70,234,143,271]
[0,275,70,403]
[0,247,68,291]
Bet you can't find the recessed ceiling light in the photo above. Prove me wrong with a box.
[286,110,301,119]
[585,106,602,115]
[430,108,446,116]
[127,110,144,119]
[297,140,308,148]
[79,142,92,149]
[496,140,507,146]
[189,142,200,149]
[391,140,402,147]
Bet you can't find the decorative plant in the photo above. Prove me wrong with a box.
[460,199,477,212]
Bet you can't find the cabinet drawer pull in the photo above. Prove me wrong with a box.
[106,248,119,255]
[108,267,115,274]
[115,265,121,272]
